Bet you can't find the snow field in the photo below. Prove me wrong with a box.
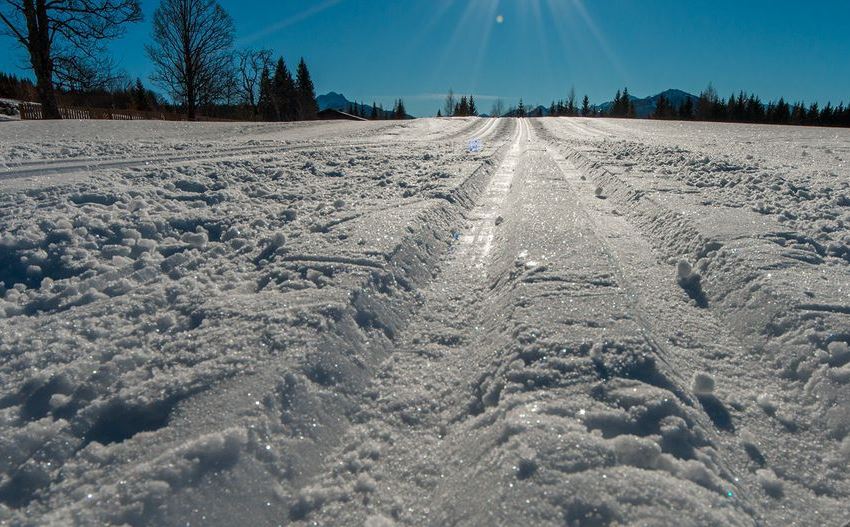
[1,115,849,525]
[0,117,512,525]
[539,117,850,524]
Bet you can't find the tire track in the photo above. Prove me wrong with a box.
[457,118,526,267]
[287,119,759,526]
[535,117,850,526]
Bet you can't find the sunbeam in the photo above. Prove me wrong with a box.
[421,0,630,102]
[564,0,630,82]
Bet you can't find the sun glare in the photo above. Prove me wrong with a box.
[423,0,625,98]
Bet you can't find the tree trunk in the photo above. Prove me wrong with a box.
[186,82,196,120]
[25,0,61,118]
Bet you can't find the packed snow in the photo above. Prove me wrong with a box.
[0,116,849,526]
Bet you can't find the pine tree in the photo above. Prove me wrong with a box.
[517,98,525,117]
[653,94,669,119]
[549,101,557,117]
[460,96,469,116]
[567,87,577,116]
[611,90,622,117]
[696,83,720,121]
[678,98,694,120]
[774,98,790,124]
[272,58,297,121]
[437,109,442,117]
[791,102,806,125]
[821,102,834,126]
[581,95,591,117]
[370,102,378,120]
[621,87,632,117]
[394,99,407,119]
[468,95,477,116]
[806,102,820,125]
[258,65,275,121]
[132,78,149,111]
[295,58,318,120]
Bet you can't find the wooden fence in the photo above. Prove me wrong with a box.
[18,102,233,122]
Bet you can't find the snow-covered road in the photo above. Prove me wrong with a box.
[1,117,849,526]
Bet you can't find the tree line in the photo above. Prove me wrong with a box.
[651,84,850,127]
[446,82,849,128]
[345,99,408,120]
[253,57,317,121]
[0,0,405,121]
[440,90,478,117]
[0,71,162,112]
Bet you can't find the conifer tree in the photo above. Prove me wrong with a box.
[517,98,525,117]
[611,90,622,117]
[581,95,591,117]
[678,98,694,120]
[258,65,275,121]
[468,95,477,116]
[272,58,297,121]
[621,87,632,117]
[394,99,407,119]
[295,58,318,120]
[459,96,469,116]
[653,94,666,119]
[132,78,150,111]
[370,102,378,120]
[696,83,719,121]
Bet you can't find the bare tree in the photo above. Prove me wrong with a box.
[0,0,142,118]
[443,88,455,117]
[147,0,235,120]
[490,99,504,118]
[236,48,271,117]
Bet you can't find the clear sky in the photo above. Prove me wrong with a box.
[3,0,850,116]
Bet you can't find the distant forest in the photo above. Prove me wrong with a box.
[646,85,850,128]
[4,68,850,128]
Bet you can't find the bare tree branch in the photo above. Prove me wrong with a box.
[146,0,234,119]
[235,47,270,115]
[0,0,142,117]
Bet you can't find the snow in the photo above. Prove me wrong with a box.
[1,116,850,525]
[0,99,20,121]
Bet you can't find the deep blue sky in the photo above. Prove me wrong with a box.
[3,0,850,116]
